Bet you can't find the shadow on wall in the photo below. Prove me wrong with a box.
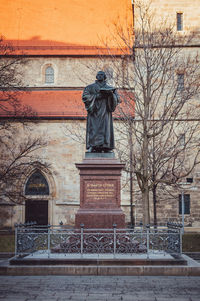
[1,37,124,56]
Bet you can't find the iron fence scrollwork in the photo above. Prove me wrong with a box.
[14,222,182,258]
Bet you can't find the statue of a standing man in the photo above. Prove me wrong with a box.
[82,71,120,153]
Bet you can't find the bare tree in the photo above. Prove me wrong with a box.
[103,0,200,226]
[69,0,200,226]
[0,37,30,116]
[0,38,47,207]
[0,126,47,204]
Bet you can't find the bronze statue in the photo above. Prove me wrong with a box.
[82,71,120,153]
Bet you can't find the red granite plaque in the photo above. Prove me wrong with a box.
[75,155,125,228]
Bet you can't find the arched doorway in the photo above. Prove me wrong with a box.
[25,170,50,225]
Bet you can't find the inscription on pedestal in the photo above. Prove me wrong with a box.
[85,181,116,202]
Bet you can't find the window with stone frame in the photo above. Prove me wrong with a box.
[177,73,184,91]
[45,66,54,84]
[179,194,190,215]
[186,177,193,184]
[178,133,185,147]
[103,66,114,85]
[177,13,183,31]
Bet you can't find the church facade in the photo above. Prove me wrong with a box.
[0,0,200,229]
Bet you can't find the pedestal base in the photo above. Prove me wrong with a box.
[75,154,125,229]
[75,209,125,229]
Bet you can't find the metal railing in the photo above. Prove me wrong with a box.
[14,222,182,258]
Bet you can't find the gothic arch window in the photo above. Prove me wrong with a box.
[45,66,54,84]
[104,67,113,81]
[25,170,50,195]
[103,66,114,85]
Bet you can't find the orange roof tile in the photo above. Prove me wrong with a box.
[0,90,85,118]
[0,89,134,119]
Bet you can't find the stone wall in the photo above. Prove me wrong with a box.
[21,57,122,88]
[135,0,200,37]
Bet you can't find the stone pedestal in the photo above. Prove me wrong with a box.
[75,153,125,228]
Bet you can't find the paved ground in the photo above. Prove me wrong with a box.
[0,275,199,301]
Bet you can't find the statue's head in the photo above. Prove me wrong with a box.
[96,71,106,82]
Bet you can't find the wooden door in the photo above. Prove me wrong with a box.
[25,200,48,225]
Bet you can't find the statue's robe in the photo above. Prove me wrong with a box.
[82,80,120,150]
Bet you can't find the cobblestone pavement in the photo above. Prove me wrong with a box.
[0,276,199,301]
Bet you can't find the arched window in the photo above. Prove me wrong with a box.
[105,67,113,81]
[25,170,49,195]
[103,67,114,84]
[45,66,54,84]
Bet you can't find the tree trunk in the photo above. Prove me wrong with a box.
[130,170,135,228]
[142,112,150,225]
[153,184,157,229]
[129,122,135,228]
[142,184,150,225]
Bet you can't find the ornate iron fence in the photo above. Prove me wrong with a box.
[14,222,182,258]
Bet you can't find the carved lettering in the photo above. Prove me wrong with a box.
[85,181,116,201]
